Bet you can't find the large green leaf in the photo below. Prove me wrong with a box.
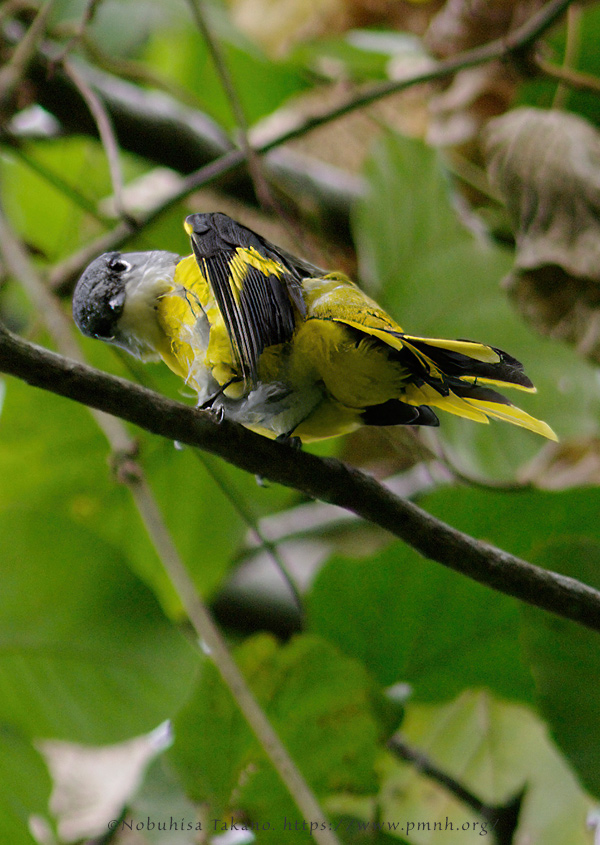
[521,537,600,798]
[376,691,593,845]
[307,544,534,703]
[0,728,52,845]
[0,507,198,743]
[422,484,600,559]
[0,138,112,261]
[0,364,270,616]
[143,18,307,129]
[170,633,381,840]
[353,132,600,477]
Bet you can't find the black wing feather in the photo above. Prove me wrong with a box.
[186,213,310,382]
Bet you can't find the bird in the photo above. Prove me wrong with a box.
[72,211,557,444]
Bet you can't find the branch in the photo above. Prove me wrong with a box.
[265,0,575,141]
[1,325,600,634]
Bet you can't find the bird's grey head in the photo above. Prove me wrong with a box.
[72,250,179,352]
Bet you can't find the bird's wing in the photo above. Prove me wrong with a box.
[185,213,308,383]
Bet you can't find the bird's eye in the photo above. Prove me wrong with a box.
[108,257,130,273]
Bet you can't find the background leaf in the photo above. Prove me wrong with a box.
[170,633,382,839]
[521,537,600,798]
[0,506,198,743]
[0,728,52,845]
[378,691,594,845]
[307,544,534,703]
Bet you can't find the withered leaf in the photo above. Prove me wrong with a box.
[484,107,600,363]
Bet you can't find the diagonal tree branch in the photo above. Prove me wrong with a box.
[1,323,599,635]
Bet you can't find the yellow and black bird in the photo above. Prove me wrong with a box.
[73,212,556,443]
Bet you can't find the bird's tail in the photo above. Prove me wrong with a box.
[396,335,557,441]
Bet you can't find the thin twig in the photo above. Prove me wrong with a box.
[252,0,575,148]
[62,59,129,219]
[51,0,104,65]
[0,0,55,109]
[128,478,337,845]
[1,329,599,635]
[185,0,272,210]
[538,53,600,95]
[194,451,305,614]
[551,1,583,108]
[388,736,489,818]
[113,348,305,613]
[0,211,341,845]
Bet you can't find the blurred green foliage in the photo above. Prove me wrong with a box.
[1,1,599,843]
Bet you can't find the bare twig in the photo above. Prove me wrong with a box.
[194,451,305,614]
[251,0,575,147]
[0,213,340,845]
[62,59,128,218]
[51,0,104,63]
[0,328,599,635]
[0,0,55,111]
[551,1,583,108]
[185,0,272,209]
[129,478,338,845]
[538,53,600,95]
[115,348,305,613]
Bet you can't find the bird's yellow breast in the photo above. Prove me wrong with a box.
[155,254,240,393]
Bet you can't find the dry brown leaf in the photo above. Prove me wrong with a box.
[226,0,440,58]
[425,0,543,56]
[424,0,544,146]
[484,107,600,363]
[226,0,348,58]
[426,61,518,146]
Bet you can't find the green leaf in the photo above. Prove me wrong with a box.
[0,728,52,845]
[307,544,534,703]
[378,691,593,845]
[353,132,600,476]
[0,507,198,744]
[170,633,381,838]
[143,22,307,129]
[0,374,179,613]
[521,537,600,798]
[127,756,201,845]
[422,484,600,560]
[0,139,112,261]
[0,367,276,617]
